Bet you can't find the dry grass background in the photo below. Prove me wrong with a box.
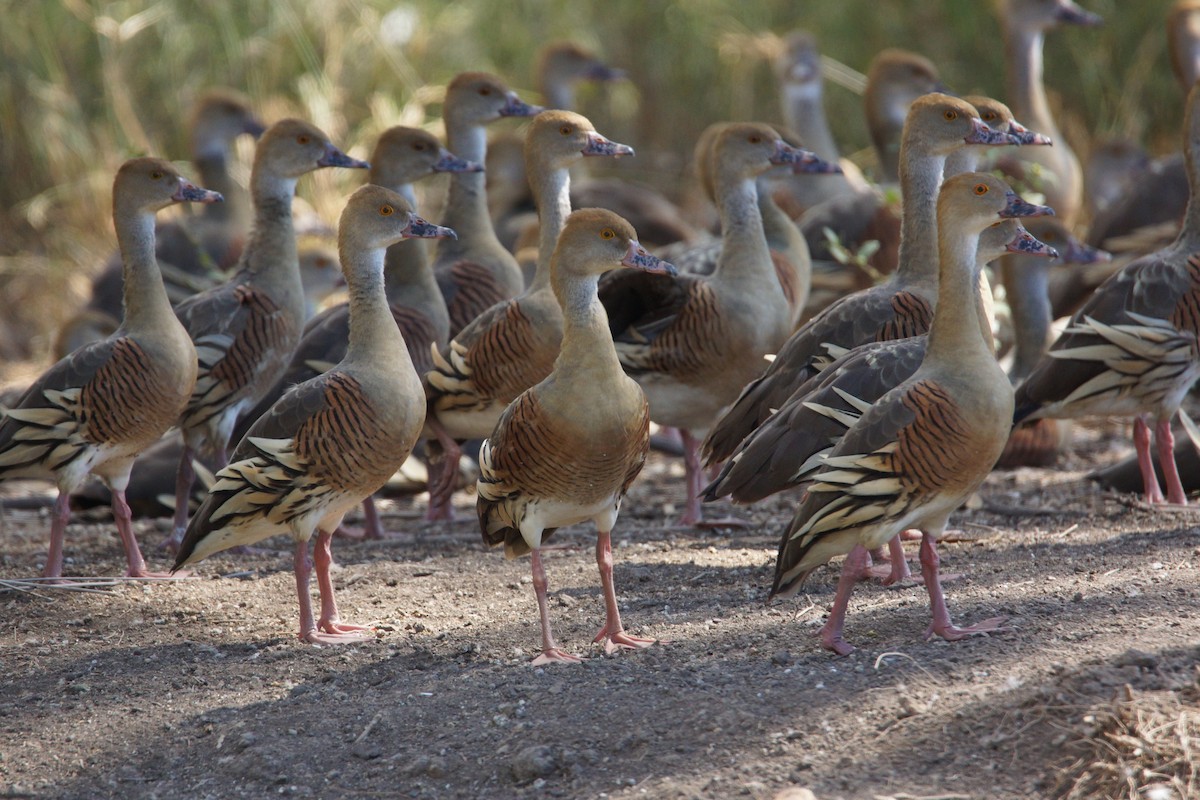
[0,0,1181,362]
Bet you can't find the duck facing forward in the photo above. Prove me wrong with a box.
[477,208,675,665]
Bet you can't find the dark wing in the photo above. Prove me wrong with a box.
[599,270,728,378]
[703,282,932,463]
[438,260,513,338]
[176,372,394,566]
[1015,252,1200,421]
[390,304,442,378]
[0,338,167,477]
[426,299,555,412]
[176,280,296,433]
[772,378,974,597]
[230,304,352,445]
[705,337,926,504]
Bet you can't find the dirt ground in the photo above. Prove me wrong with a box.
[2,420,1199,800]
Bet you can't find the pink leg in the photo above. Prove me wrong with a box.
[1156,417,1188,505]
[335,496,387,540]
[294,535,370,646]
[424,420,461,522]
[678,430,704,526]
[1133,416,1165,504]
[859,538,912,584]
[681,430,747,528]
[312,530,373,641]
[881,535,913,586]
[295,540,321,643]
[530,549,581,665]
[41,492,71,579]
[820,546,868,656]
[164,443,196,553]
[920,533,1008,642]
[112,488,177,578]
[592,531,655,654]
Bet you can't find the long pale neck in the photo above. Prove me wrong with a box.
[1005,27,1057,138]
[442,122,494,239]
[1179,111,1200,247]
[193,152,239,224]
[782,84,840,164]
[551,271,623,380]
[1003,256,1051,382]
[943,147,980,178]
[529,165,571,291]
[379,180,426,294]
[893,150,947,284]
[925,227,992,364]
[758,177,804,252]
[343,247,409,368]
[240,172,302,297]
[540,79,575,111]
[712,175,771,284]
[115,203,176,334]
[382,230,436,299]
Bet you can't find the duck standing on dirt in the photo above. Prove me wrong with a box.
[1013,81,1200,507]
[772,173,1053,655]
[0,159,220,579]
[173,187,455,644]
[477,209,675,665]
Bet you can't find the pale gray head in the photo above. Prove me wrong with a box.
[903,94,1025,158]
[339,184,456,259]
[524,109,633,172]
[369,126,481,190]
[553,208,676,279]
[444,72,544,126]
[963,94,1052,145]
[997,0,1103,33]
[711,121,838,184]
[538,41,625,87]
[938,172,1055,240]
[189,89,265,159]
[114,157,223,213]
[255,118,369,180]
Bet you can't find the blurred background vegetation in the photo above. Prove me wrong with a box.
[0,0,1180,363]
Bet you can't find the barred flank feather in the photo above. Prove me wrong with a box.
[443,260,511,337]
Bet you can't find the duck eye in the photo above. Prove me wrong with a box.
[413,143,426,151]
[982,111,996,121]
[560,125,573,135]
[748,135,762,144]
[297,134,311,145]
[150,170,164,180]
[479,87,492,96]
[943,110,958,121]
[380,205,394,216]
[601,228,615,240]
[973,183,989,196]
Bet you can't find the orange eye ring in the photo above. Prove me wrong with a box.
[601,228,615,240]
[973,183,989,196]
[380,205,394,216]
[982,111,996,122]
[479,87,492,96]
[297,134,311,145]
[943,110,958,121]
[150,170,164,180]
[560,125,573,135]
[748,135,762,144]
